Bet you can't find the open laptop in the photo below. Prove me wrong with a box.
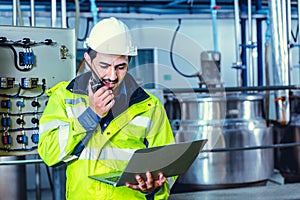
[88,139,207,187]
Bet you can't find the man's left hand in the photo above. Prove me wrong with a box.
[125,171,166,192]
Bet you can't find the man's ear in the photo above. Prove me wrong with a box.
[84,52,91,62]
[84,52,92,71]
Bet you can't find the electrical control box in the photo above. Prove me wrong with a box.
[0,26,76,155]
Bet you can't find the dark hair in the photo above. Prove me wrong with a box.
[86,47,132,62]
[87,48,97,60]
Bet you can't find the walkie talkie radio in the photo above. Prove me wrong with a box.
[90,78,104,93]
[84,59,105,93]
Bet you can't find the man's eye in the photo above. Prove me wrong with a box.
[100,65,109,69]
[117,65,127,70]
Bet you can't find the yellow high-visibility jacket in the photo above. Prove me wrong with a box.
[38,73,176,200]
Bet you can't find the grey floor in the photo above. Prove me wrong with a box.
[27,170,300,200]
[169,183,300,200]
[170,171,300,200]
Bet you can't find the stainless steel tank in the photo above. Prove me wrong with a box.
[274,90,300,183]
[169,93,274,192]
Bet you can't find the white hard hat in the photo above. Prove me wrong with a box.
[85,17,137,56]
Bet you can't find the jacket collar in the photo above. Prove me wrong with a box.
[66,72,149,106]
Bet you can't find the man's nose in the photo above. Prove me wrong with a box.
[106,66,117,81]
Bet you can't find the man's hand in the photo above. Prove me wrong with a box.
[125,171,166,193]
[88,84,115,118]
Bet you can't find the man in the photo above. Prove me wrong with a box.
[38,17,176,199]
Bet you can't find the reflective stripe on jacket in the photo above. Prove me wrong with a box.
[38,73,176,200]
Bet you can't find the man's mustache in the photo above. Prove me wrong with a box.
[102,78,118,83]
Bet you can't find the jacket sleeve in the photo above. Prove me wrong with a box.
[145,96,177,198]
[146,98,175,148]
[38,84,99,166]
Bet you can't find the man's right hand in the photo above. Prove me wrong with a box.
[88,84,115,118]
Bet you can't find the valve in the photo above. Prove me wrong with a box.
[22,38,31,44]
[31,133,39,144]
[0,37,7,43]
[2,134,12,145]
[31,100,40,107]
[1,117,11,127]
[1,99,11,109]
[16,101,25,107]
[16,118,25,125]
[31,117,39,124]
[16,134,27,144]
[44,39,53,45]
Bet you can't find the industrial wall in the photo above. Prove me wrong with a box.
[1,3,300,199]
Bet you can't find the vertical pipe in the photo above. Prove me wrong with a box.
[286,0,292,47]
[286,0,292,84]
[61,0,67,28]
[30,0,35,26]
[269,0,290,124]
[35,162,41,200]
[247,0,253,44]
[211,0,218,52]
[51,0,57,27]
[298,0,300,78]
[247,0,254,86]
[282,0,288,55]
[241,18,248,86]
[256,0,263,86]
[256,21,263,85]
[74,0,80,51]
[13,0,17,25]
[16,0,24,26]
[90,0,98,25]
[233,0,242,86]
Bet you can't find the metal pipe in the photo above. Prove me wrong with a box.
[287,0,292,47]
[35,162,41,200]
[286,0,292,89]
[13,0,17,25]
[210,0,218,52]
[269,0,290,124]
[256,20,263,85]
[0,159,43,165]
[298,0,300,78]
[202,142,300,153]
[247,0,254,86]
[163,85,300,93]
[0,11,278,21]
[51,0,57,27]
[166,0,187,7]
[74,0,80,51]
[30,0,35,26]
[90,0,98,25]
[16,0,24,26]
[241,18,248,86]
[256,0,263,86]
[61,0,67,28]
[281,0,289,60]
[233,0,242,86]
